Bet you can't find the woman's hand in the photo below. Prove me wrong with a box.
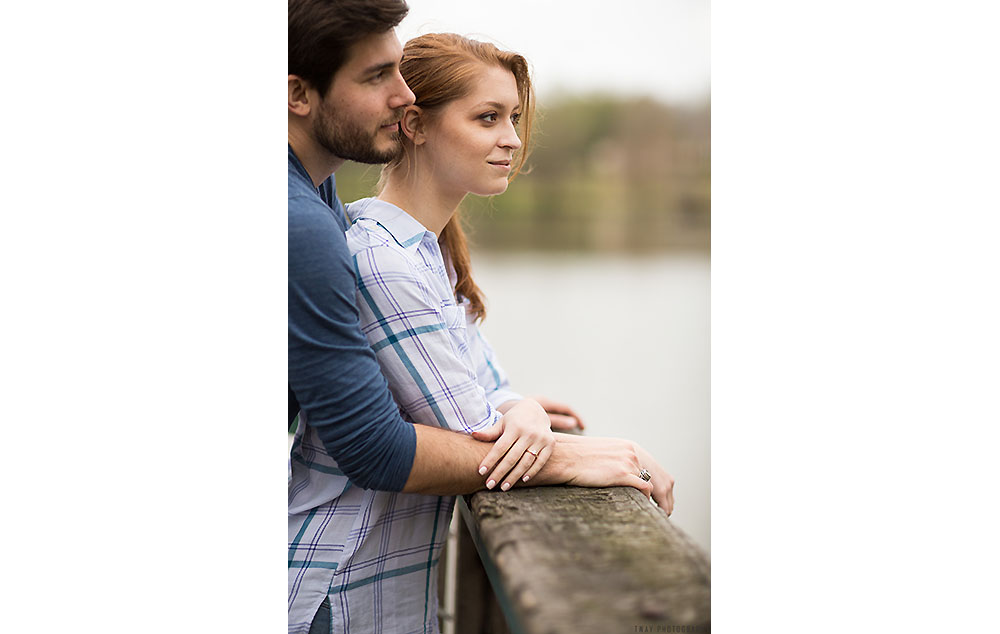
[472,398,556,491]
[531,395,585,431]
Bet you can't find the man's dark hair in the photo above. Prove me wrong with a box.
[289,0,409,97]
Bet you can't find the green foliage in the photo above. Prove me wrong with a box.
[334,96,710,252]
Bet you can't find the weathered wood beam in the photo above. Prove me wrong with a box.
[458,485,710,634]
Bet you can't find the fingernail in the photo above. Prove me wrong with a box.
[487,479,495,489]
[478,466,487,475]
[522,475,529,482]
[501,482,511,491]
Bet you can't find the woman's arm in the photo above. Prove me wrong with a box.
[351,240,556,490]
[472,329,584,431]
[352,243,503,434]
[531,395,586,431]
[468,326,523,409]
[465,325,561,484]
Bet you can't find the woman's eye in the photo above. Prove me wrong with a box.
[480,112,498,123]
[511,113,521,125]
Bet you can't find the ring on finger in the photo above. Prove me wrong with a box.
[526,448,539,458]
[638,468,651,482]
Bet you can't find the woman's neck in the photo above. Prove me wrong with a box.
[378,169,465,237]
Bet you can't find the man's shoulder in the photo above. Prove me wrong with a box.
[288,183,349,268]
[289,194,340,240]
[289,168,347,236]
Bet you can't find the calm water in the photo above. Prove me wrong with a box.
[474,252,711,553]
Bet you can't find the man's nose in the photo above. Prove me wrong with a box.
[388,71,415,109]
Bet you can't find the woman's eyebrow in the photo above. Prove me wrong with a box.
[472,101,522,113]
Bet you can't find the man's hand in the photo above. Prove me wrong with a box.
[633,443,675,515]
[539,435,674,515]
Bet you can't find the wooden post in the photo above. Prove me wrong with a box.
[440,504,512,634]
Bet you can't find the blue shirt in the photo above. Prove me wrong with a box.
[287,147,418,630]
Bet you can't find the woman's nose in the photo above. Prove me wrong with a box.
[500,121,522,150]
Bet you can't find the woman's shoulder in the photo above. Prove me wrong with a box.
[346,228,417,285]
[345,198,432,269]
[347,228,414,276]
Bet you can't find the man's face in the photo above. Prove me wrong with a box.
[313,30,415,164]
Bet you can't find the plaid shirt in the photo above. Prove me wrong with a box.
[287,197,521,633]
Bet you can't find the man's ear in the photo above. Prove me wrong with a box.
[400,106,426,145]
[288,75,313,117]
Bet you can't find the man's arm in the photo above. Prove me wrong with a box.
[289,197,416,491]
[401,424,494,494]
[402,400,660,506]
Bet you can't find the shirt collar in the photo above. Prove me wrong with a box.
[347,197,433,253]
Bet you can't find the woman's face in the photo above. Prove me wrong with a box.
[422,64,523,197]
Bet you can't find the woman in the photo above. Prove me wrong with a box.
[348,32,570,490]
[331,33,671,633]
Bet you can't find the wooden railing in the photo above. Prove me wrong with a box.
[439,485,711,634]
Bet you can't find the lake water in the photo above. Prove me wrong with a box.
[473,252,710,553]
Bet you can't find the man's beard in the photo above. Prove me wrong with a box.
[313,103,404,165]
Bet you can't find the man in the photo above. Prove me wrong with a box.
[288,1,674,632]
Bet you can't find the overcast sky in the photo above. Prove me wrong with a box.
[396,0,711,105]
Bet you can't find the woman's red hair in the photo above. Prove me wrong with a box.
[383,33,535,321]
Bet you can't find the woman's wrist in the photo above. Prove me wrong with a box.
[496,399,520,414]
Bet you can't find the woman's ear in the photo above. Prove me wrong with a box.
[400,106,426,145]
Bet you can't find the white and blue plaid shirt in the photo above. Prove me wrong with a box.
[287,197,521,633]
